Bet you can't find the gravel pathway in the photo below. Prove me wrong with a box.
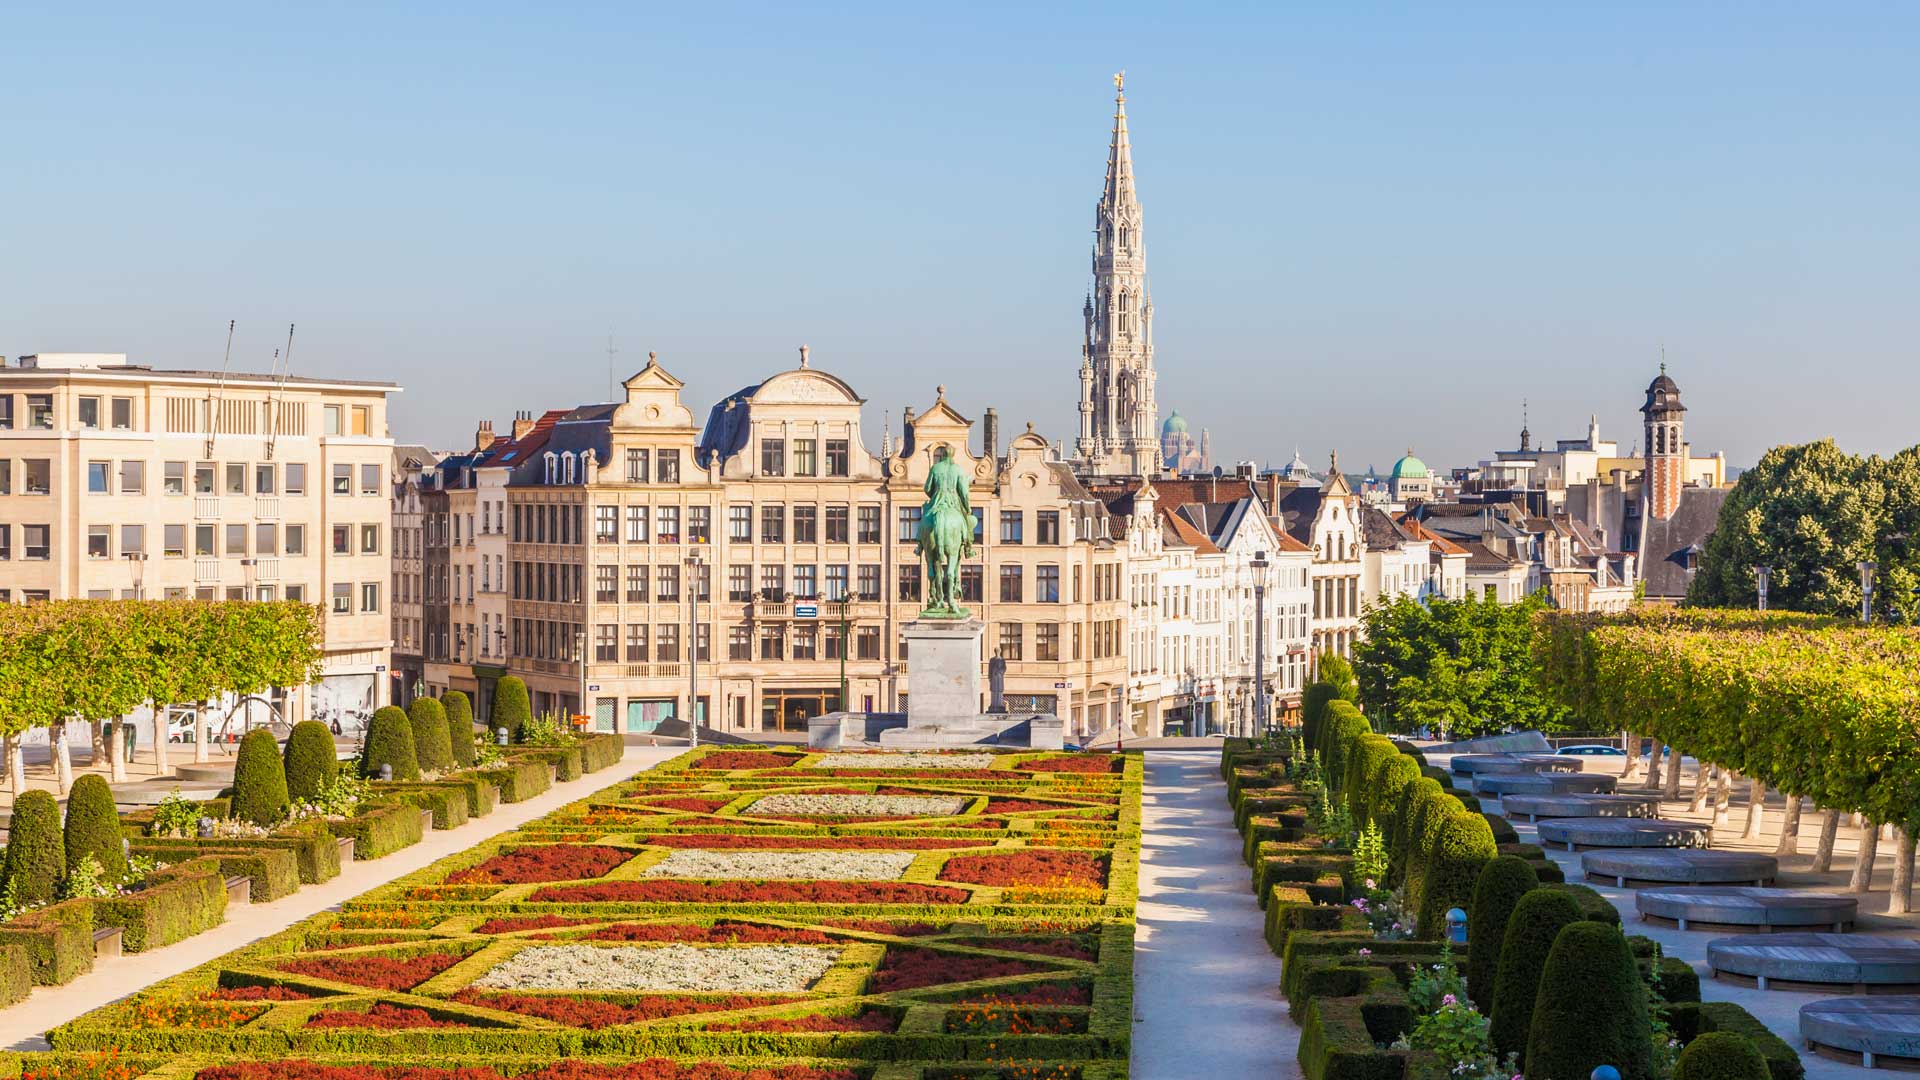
[1133,752,1296,1079]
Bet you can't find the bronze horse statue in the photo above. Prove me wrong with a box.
[917,445,975,618]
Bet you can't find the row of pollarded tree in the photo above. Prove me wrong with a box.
[1535,607,1920,912]
[0,600,323,796]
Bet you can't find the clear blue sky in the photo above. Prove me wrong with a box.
[5,3,1915,472]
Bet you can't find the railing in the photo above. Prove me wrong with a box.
[254,496,279,520]
[194,495,221,520]
[253,557,280,582]
[193,558,221,583]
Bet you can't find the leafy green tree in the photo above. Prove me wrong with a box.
[283,720,339,802]
[407,696,453,773]
[1,790,65,905]
[231,727,291,825]
[62,775,126,883]
[1316,652,1359,701]
[442,692,476,769]
[493,676,532,743]
[1355,592,1568,737]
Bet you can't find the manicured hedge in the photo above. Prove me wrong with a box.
[284,720,340,802]
[1320,702,1371,795]
[408,696,454,774]
[0,899,93,985]
[1525,921,1652,1080]
[384,784,471,830]
[1489,887,1585,1060]
[443,691,477,769]
[1414,810,1496,939]
[232,728,292,825]
[1673,1031,1770,1080]
[3,790,65,905]
[1387,777,1441,891]
[1366,754,1421,841]
[1546,881,1621,925]
[493,675,531,742]
[64,774,127,883]
[1466,855,1538,1010]
[361,705,419,781]
[1665,1001,1804,1080]
[131,842,302,902]
[1344,735,1397,823]
[480,758,551,803]
[0,943,29,1007]
[91,857,229,952]
[328,801,425,860]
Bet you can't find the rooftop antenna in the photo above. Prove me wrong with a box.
[266,323,295,460]
[205,320,235,457]
[605,334,619,402]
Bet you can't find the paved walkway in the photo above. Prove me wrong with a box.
[1133,752,1295,1080]
[0,746,682,1051]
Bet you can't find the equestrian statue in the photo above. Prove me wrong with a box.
[916,443,975,618]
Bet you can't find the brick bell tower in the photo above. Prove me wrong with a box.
[1641,364,1687,520]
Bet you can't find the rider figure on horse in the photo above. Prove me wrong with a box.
[917,444,975,618]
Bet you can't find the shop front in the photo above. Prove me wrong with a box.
[761,687,840,733]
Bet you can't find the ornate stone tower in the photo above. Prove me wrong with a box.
[1075,73,1158,476]
[1641,364,1687,520]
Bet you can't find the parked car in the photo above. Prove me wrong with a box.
[1556,744,1626,757]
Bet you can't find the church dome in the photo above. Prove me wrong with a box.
[1390,451,1429,480]
[1161,411,1189,437]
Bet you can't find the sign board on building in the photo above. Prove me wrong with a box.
[795,603,819,619]
[375,665,387,672]
[587,684,601,692]
[1054,681,1074,689]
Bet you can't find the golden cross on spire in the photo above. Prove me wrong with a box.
[1114,70,1125,99]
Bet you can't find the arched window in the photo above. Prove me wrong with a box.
[543,452,557,484]
[1119,224,1130,252]
[1117,290,1130,333]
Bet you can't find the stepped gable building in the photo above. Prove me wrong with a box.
[1253,455,1365,672]
[1075,74,1160,478]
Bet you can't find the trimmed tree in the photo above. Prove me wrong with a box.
[1489,888,1588,1062]
[1404,787,1462,913]
[408,696,453,773]
[360,705,420,781]
[231,727,291,825]
[63,774,127,883]
[1672,1032,1770,1080]
[1388,776,1443,889]
[442,691,476,769]
[283,720,339,802]
[493,676,531,743]
[1415,809,1497,938]
[1368,752,1422,842]
[1346,735,1397,823]
[1321,700,1370,793]
[1302,682,1339,758]
[1466,855,1540,1009]
[2,790,65,905]
[1526,921,1654,1080]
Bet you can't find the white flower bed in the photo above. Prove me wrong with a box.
[743,793,969,817]
[810,752,997,770]
[472,943,842,993]
[642,849,918,881]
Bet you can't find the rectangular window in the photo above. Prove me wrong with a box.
[792,504,817,544]
[999,564,1024,602]
[728,505,753,542]
[626,623,649,662]
[595,505,618,542]
[194,524,215,556]
[323,405,342,436]
[0,396,12,429]
[254,523,276,555]
[332,525,350,555]
[284,462,306,494]
[857,505,881,544]
[655,623,680,662]
[351,405,370,436]
[898,507,921,542]
[0,461,8,495]
[285,584,304,603]
[759,625,784,660]
[625,505,649,544]
[793,564,817,599]
[687,505,711,544]
[24,525,50,560]
[656,505,680,543]
[692,560,711,601]
[116,460,144,495]
[1038,510,1061,545]
[27,395,53,429]
[728,625,752,660]
[1000,511,1024,544]
[360,582,380,612]
[793,439,817,477]
[360,523,380,554]
[595,624,618,662]
[761,563,785,597]
[332,464,351,494]
[727,564,753,602]
[360,464,380,494]
[253,463,275,494]
[999,622,1023,661]
[857,564,881,600]
[225,463,247,495]
[87,524,110,559]
[111,397,133,430]
[595,565,617,602]
[760,439,785,476]
[792,625,817,660]
[657,449,680,483]
[164,524,186,558]
[656,563,680,601]
[285,524,305,555]
[1036,622,1060,661]
[856,626,881,660]
[24,459,49,495]
[760,504,785,543]
[824,505,849,544]
[825,563,849,600]
[626,448,649,483]
[77,397,101,429]
[898,566,921,602]
[87,461,110,493]
[962,564,983,603]
[226,523,248,555]
[161,461,186,495]
[626,564,649,602]
[1037,564,1060,603]
[826,439,849,477]
[824,623,845,660]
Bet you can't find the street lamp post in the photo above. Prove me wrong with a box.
[1252,550,1270,739]
[1859,560,1877,624]
[686,552,703,747]
[574,628,587,725]
[835,594,852,712]
[1754,565,1771,612]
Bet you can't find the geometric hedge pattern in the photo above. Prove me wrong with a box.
[34,747,1140,1080]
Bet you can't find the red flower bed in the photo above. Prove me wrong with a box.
[306,1003,463,1030]
[956,981,1092,1006]
[198,1061,857,1080]
[1018,756,1119,774]
[640,797,735,813]
[531,880,968,905]
[867,947,1047,992]
[275,951,464,991]
[577,922,834,945]
[691,752,802,771]
[312,935,405,951]
[820,919,946,936]
[940,850,1106,888]
[205,986,313,1002]
[476,915,589,935]
[447,845,633,885]
[952,937,1096,962]
[451,990,791,1030]
[707,1011,898,1033]
[984,799,1074,814]
[637,834,977,851]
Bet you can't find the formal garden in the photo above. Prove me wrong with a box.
[1222,654,1802,1080]
[7,746,1139,1080]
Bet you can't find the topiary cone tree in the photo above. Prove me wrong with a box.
[1415,809,1497,938]
[1301,681,1339,758]
[1672,1032,1770,1080]
[360,705,420,781]
[283,720,339,802]
[1346,735,1396,824]
[231,727,291,825]
[492,676,531,743]
[2,790,66,905]
[408,696,453,774]
[1403,787,1461,913]
[442,691,476,769]
[1466,855,1540,1010]
[1489,887,1586,1061]
[1387,776,1443,890]
[1526,921,1654,1080]
[62,773,127,884]
[1369,753,1421,839]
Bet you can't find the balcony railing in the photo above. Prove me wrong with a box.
[193,558,221,583]
[194,495,221,520]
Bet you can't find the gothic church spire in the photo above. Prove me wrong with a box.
[1075,71,1158,476]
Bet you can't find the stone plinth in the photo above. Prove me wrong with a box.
[1450,753,1582,777]
[1637,887,1856,933]
[1472,772,1617,797]
[1502,793,1661,822]
[1709,933,1920,993]
[1582,849,1777,887]
[1801,997,1920,1068]
[904,617,984,724]
[1536,817,1711,851]
[804,618,1061,750]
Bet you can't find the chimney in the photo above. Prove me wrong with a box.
[474,419,496,452]
[511,410,536,440]
[982,408,999,464]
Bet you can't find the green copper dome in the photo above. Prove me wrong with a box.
[1390,450,1429,480]
[1161,410,1189,436]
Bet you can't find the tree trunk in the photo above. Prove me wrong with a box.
[1742,778,1766,839]
[5,735,25,794]
[1814,809,1841,872]
[1710,770,1734,828]
[89,720,106,768]
[1775,796,1803,857]
[52,721,73,795]
[1663,749,1685,801]
[193,702,210,763]
[1851,823,1881,893]
[1645,739,1665,791]
[1689,764,1716,813]
[1890,829,1917,916]
[153,707,170,775]
[107,721,128,783]
[1619,729,1639,780]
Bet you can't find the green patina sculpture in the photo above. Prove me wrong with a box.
[917,444,976,618]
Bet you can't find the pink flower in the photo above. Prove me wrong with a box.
[1442,993,1457,1006]
[1357,948,1372,956]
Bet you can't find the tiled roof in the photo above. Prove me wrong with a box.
[1639,487,1728,600]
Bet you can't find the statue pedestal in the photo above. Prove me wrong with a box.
[900,618,983,725]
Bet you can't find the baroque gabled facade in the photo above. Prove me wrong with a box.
[1075,74,1159,478]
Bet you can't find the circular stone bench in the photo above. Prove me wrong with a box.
[1638,888,1857,933]
[1450,754,1583,777]
[1502,793,1661,822]
[1473,772,1618,797]
[1582,849,1778,888]
[1801,997,1920,1069]
[1537,817,1711,851]
[1709,934,1920,993]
